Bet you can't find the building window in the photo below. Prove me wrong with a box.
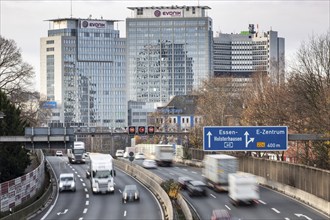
[137,8,143,15]
[47,47,54,52]
[46,40,54,44]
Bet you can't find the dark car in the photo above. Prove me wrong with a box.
[122,185,140,203]
[178,176,193,190]
[186,180,208,197]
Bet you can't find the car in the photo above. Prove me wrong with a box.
[115,149,125,157]
[211,209,231,220]
[186,180,208,197]
[134,152,145,160]
[59,173,76,192]
[55,150,63,156]
[122,185,140,203]
[142,159,157,169]
[178,176,193,189]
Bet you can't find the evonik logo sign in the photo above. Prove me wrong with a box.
[154,9,183,17]
[80,20,106,29]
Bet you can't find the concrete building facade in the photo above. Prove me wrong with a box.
[213,24,285,84]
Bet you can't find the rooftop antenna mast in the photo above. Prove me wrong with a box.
[70,0,73,18]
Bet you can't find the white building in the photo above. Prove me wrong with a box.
[213,24,285,84]
[40,18,127,129]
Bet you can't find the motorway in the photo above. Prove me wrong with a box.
[145,162,328,220]
[30,156,163,220]
[30,156,328,220]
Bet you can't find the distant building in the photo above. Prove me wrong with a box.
[126,5,214,105]
[128,100,155,126]
[150,95,202,132]
[213,24,285,84]
[40,18,126,128]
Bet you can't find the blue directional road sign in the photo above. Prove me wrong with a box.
[203,126,288,151]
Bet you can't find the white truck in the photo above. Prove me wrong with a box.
[86,153,116,194]
[228,172,260,206]
[135,144,176,166]
[67,141,86,164]
[202,154,238,192]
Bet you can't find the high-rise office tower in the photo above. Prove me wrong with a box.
[213,24,285,84]
[40,18,126,129]
[126,6,214,105]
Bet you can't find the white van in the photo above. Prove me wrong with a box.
[59,173,76,192]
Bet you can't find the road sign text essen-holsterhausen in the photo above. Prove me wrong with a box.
[203,126,288,151]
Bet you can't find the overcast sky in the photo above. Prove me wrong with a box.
[0,0,329,91]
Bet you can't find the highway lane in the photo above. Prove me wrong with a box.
[31,156,163,220]
[147,162,328,220]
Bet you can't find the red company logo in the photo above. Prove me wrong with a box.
[154,10,161,17]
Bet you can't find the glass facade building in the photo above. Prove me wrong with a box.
[40,18,126,128]
[126,6,214,105]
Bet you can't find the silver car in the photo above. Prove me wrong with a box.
[122,185,140,203]
[59,173,76,192]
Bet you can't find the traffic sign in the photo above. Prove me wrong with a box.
[203,126,288,151]
[129,151,134,162]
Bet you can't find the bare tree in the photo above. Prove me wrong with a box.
[287,31,330,168]
[0,35,35,97]
[0,35,50,127]
[241,72,291,126]
[194,77,244,126]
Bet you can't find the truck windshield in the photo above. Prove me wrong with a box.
[94,170,111,178]
[73,149,85,154]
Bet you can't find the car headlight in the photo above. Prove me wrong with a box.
[135,192,138,199]
[123,193,127,200]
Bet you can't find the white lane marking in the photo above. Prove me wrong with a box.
[210,194,216,198]
[169,172,175,175]
[284,218,290,220]
[258,200,267,205]
[86,194,89,199]
[225,205,231,210]
[183,169,188,171]
[83,208,88,214]
[124,210,127,217]
[79,218,83,220]
[75,171,78,174]
[82,183,86,187]
[272,208,280,213]
[191,171,197,174]
[85,188,88,192]
[77,174,81,178]
[57,209,68,215]
[86,201,89,205]
[80,178,84,182]
[294,214,312,220]
[72,168,75,171]
[119,189,122,193]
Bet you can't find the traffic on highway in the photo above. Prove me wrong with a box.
[28,146,327,220]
